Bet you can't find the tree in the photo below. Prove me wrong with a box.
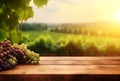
[0,0,48,42]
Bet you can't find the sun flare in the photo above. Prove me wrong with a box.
[114,11,120,22]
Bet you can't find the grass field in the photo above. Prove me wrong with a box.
[23,30,120,56]
[23,30,70,41]
[24,30,120,46]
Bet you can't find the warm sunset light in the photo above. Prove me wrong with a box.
[1,0,120,75]
[114,11,120,21]
[27,0,120,23]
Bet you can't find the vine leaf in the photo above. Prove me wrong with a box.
[17,6,34,21]
[0,29,8,41]
[33,0,48,8]
[9,31,23,43]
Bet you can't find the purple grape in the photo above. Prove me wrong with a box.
[4,40,11,45]
[0,67,2,71]
[0,53,4,58]
[0,42,3,47]
[0,40,18,71]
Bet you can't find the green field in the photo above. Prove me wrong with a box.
[24,30,120,45]
[24,30,120,41]
[24,30,120,49]
[24,30,70,41]
[23,30,120,56]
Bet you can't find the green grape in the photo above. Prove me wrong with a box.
[8,58,17,66]
[13,43,40,65]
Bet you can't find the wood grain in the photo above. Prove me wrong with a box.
[0,57,120,81]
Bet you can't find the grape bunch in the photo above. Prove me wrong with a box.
[13,43,40,64]
[11,47,26,64]
[0,40,40,72]
[0,40,17,71]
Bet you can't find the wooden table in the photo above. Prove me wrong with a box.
[0,57,120,81]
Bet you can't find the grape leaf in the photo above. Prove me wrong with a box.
[6,12,19,30]
[0,0,48,43]
[5,0,24,10]
[33,0,48,8]
[9,31,23,43]
[0,8,3,14]
[0,29,8,41]
[17,6,34,21]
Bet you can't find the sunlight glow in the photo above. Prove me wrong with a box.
[27,0,120,23]
[114,11,120,22]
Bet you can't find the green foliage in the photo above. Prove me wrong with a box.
[27,33,120,56]
[22,33,30,43]
[21,23,48,31]
[0,6,18,31]
[85,44,99,56]
[34,0,48,8]
[23,30,69,42]
[9,31,22,43]
[8,31,29,44]
[5,0,29,9]
[17,6,33,21]
[28,35,57,55]
[50,23,120,37]
[0,29,8,41]
[104,44,120,56]
[0,0,48,43]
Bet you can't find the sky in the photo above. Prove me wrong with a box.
[26,0,120,23]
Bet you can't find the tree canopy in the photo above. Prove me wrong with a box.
[0,0,48,42]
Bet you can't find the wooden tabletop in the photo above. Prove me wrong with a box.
[0,57,120,81]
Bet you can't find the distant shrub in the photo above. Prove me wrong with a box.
[28,35,120,56]
[21,23,48,31]
[85,44,99,56]
[28,35,58,55]
[104,44,120,56]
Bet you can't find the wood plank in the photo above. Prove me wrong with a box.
[0,57,120,74]
[39,60,120,65]
[0,65,120,74]
[0,57,120,81]
[39,57,120,65]
[40,57,120,61]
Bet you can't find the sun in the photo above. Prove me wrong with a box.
[113,11,120,22]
